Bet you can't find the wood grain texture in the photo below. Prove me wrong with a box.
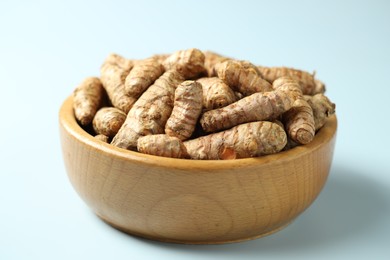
[59,96,337,244]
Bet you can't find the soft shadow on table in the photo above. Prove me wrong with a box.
[103,163,390,257]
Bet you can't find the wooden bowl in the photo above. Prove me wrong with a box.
[59,96,337,244]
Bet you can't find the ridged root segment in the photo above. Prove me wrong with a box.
[100,53,136,113]
[124,57,164,99]
[137,134,189,159]
[314,79,326,94]
[165,81,203,140]
[94,134,109,143]
[257,66,324,95]
[150,54,169,64]
[200,77,302,133]
[203,51,230,77]
[304,93,336,131]
[184,121,287,160]
[92,107,126,138]
[73,77,104,126]
[163,48,206,79]
[111,70,184,150]
[283,98,315,144]
[197,77,237,110]
[215,60,272,96]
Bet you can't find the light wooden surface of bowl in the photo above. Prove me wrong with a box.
[59,96,337,244]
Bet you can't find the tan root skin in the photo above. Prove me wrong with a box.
[304,94,336,131]
[100,53,136,113]
[94,134,109,143]
[92,107,126,138]
[165,81,203,140]
[72,49,336,159]
[73,77,104,126]
[111,70,184,150]
[257,66,325,95]
[151,54,169,64]
[184,121,287,160]
[314,79,326,94]
[197,77,237,110]
[203,51,230,77]
[215,60,272,96]
[200,77,302,133]
[238,60,262,74]
[125,57,164,99]
[283,98,315,144]
[163,48,206,79]
[137,134,189,159]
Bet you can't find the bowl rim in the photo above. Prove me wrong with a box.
[59,96,337,170]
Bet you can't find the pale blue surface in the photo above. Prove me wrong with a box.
[1,0,390,259]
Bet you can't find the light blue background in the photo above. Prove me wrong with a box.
[1,0,389,259]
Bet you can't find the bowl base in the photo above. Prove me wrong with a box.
[97,214,293,245]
